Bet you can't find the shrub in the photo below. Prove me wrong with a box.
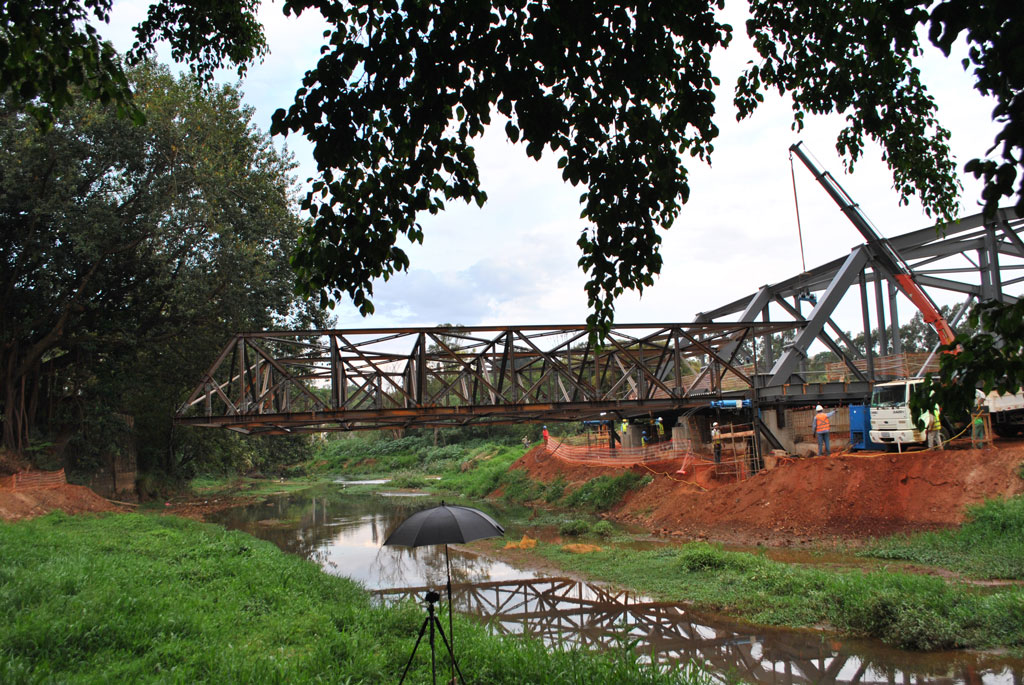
[388,473,428,489]
[559,520,591,536]
[591,520,615,538]
[543,476,567,503]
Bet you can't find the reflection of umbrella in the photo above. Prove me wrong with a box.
[384,502,504,675]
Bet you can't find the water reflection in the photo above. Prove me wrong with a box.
[210,487,1024,684]
[208,487,531,589]
[377,578,1023,685]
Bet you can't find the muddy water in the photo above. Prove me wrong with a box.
[209,486,1024,684]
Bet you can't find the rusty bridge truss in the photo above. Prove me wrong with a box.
[175,322,796,435]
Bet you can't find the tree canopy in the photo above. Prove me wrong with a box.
[3,1,1020,333]
[269,0,1020,335]
[0,64,324,475]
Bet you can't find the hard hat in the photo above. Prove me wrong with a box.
[543,425,547,429]
[712,421,718,427]
[816,405,824,412]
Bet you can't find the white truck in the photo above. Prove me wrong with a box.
[869,378,1024,446]
[869,379,933,447]
[984,389,1024,437]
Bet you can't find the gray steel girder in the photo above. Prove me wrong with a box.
[768,247,870,384]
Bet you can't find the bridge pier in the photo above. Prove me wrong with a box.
[623,425,643,449]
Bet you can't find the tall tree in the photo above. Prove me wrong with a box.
[0,64,323,473]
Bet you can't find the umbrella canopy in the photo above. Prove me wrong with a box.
[384,502,504,548]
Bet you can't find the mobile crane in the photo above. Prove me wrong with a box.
[791,142,1024,443]
[790,142,955,447]
[789,141,957,347]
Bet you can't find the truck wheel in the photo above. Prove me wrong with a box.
[993,424,1018,438]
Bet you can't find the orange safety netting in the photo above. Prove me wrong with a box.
[0,468,66,491]
[545,438,694,467]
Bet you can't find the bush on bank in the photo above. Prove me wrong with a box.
[0,514,713,684]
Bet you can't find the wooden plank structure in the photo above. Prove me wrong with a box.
[174,322,797,435]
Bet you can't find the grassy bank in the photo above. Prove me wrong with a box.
[518,540,1024,651]
[859,496,1024,580]
[0,513,712,684]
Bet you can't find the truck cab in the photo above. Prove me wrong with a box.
[869,379,927,447]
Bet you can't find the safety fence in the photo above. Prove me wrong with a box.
[546,438,693,467]
[0,468,66,491]
[548,435,770,484]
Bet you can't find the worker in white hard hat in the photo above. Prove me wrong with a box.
[542,425,549,445]
[812,405,836,456]
[711,421,722,464]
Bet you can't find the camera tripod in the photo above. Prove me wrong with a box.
[398,591,467,685]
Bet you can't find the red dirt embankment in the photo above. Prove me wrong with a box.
[512,442,1024,546]
[0,484,119,521]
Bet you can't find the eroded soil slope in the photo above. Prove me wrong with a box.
[512,442,1024,546]
[0,484,119,521]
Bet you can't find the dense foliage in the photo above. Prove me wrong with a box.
[914,299,1024,423]
[0,64,325,479]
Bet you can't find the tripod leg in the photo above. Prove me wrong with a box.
[429,611,436,685]
[398,616,432,685]
[432,616,468,685]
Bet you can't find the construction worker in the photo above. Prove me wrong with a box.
[641,430,648,447]
[522,435,530,449]
[924,406,943,451]
[655,417,665,439]
[812,405,835,456]
[711,421,722,464]
[972,391,987,449]
[542,425,549,445]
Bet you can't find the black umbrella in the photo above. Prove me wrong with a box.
[384,502,504,678]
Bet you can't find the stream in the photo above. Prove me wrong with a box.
[208,484,1024,684]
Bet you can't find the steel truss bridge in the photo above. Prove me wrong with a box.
[376,578,1011,683]
[175,320,796,435]
[176,208,1023,435]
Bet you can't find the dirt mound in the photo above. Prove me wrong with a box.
[512,443,1024,546]
[0,484,120,521]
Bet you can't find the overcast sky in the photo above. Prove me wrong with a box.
[107,1,1014,338]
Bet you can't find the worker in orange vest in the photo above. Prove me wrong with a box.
[542,426,549,445]
[812,405,836,456]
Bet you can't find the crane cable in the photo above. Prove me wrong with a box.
[789,150,808,273]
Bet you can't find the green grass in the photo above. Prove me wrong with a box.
[530,541,1024,651]
[860,496,1024,579]
[0,513,713,684]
